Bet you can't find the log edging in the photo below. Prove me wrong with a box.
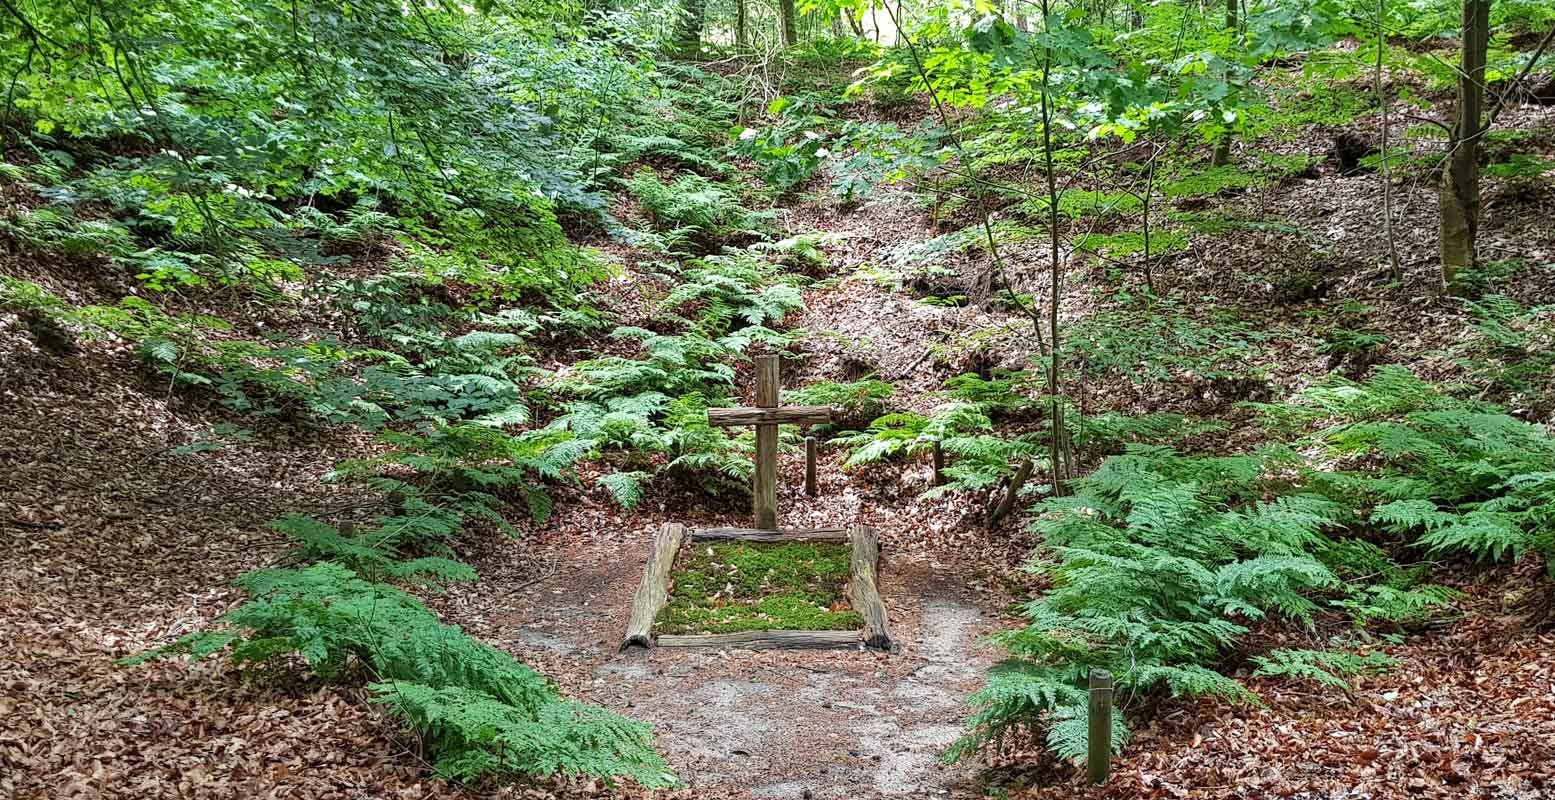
[656,630,863,649]
[846,523,893,651]
[690,526,849,543]
[619,522,687,651]
[619,522,891,652]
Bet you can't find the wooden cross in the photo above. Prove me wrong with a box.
[707,354,831,529]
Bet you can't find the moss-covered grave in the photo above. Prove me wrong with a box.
[654,541,863,634]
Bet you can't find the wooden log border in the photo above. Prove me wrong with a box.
[846,523,893,651]
[690,526,848,543]
[619,523,892,652]
[619,522,687,651]
[656,630,862,649]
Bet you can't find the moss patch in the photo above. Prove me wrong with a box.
[655,542,864,634]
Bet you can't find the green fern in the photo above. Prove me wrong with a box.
[1251,648,1396,691]
[625,169,774,247]
[959,445,1376,763]
[785,377,896,430]
[1308,371,1555,566]
[372,683,674,788]
[1452,295,1555,412]
[126,563,673,788]
[943,371,1038,418]
[598,471,650,510]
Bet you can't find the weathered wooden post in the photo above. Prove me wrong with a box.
[805,435,818,496]
[752,355,780,528]
[1087,668,1113,785]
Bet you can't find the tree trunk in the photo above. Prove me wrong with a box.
[1376,0,1403,280]
[843,8,864,38]
[1210,0,1238,166]
[779,0,798,46]
[1440,0,1490,287]
[1037,0,1070,495]
[675,0,706,51]
[736,0,747,48]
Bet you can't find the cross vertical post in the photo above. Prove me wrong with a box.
[706,355,833,529]
[753,354,780,529]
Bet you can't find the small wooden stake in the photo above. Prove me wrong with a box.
[1087,668,1113,785]
[805,435,818,496]
[931,440,945,486]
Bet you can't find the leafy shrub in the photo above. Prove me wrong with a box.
[335,424,587,524]
[931,433,1048,498]
[612,133,729,175]
[835,403,1044,497]
[1318,327,1388,372]
[1163,165,1267,198]
[1250,648,1396,691]
[954,375,1501,763]
[271,511,476,586]
[659,391,755,492]
[732,95,835,193]
[1315,301,1388,374]
[887,220,1042,271]
[943,371,1038,419]
[836,404,990,469]
[551,388,752,505]
[1073,411,1226,454]
[553,328,738,400]
[953,445,1348,762]
[660,252,805,333]
[1484,153,1555,198]
[1074,230,1188,259]
[826,119,941,202]
[1066,302,1269,388]
[1020,189,1142,221]
[1309,372,1555,571]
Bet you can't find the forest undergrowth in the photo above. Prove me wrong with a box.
[3,0,1555,798]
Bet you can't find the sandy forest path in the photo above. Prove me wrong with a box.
[441,530,1007,799]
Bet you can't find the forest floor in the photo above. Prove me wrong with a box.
[6,64,1555,800]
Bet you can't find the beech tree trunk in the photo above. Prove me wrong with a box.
[1440,0,1490,287]
[779,0,797,46]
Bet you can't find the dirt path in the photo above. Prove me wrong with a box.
[440,525,1011,799]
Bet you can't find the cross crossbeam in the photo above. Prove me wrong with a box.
[707,406,832,426]
[707,354,831,529]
